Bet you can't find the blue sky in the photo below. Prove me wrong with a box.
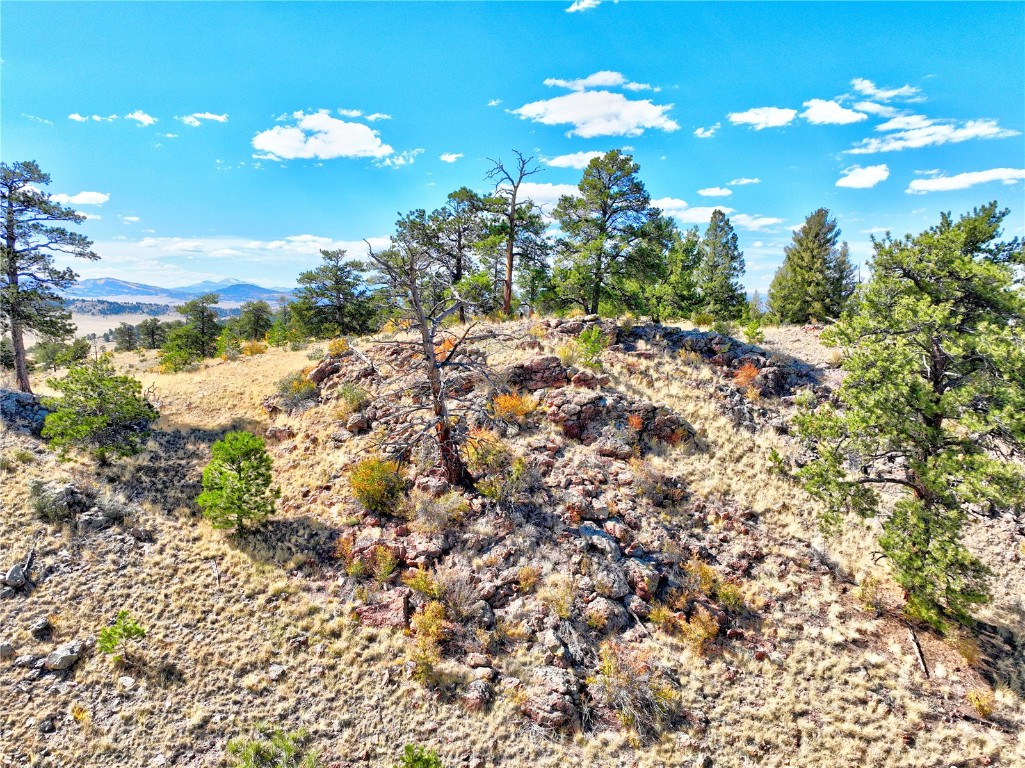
[3,1,1023,293]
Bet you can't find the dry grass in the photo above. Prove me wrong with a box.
[2,325,1023,767]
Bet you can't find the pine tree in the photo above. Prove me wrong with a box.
[768,208,855,323]
[198,431,279,531]
[1,161,98,393]
[294,250,377,337]
[695,209,746,319]
[795,202,1025,629]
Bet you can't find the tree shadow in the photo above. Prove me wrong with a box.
[975,604,1025,701]
[102,418,266,516]
[226,515,343,573]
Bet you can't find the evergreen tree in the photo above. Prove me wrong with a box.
[768,208,855,323]
[293,250,377,337]
[795,202,1025,629]
[1,161,98,393]
[695,209,746,319]
[175,293,221,358]
[236,300,274,340]
[136,318,167,349]
[486,151,543,315]
[552,150,671,315]
[198,431,279,531]
[643,226,700,322]
[113,322,139,351]
[41,355,158,463]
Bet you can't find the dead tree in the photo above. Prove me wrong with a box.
[365,218,496,488]
[485,151,542,316]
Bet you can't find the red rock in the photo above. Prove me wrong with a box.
[355,588,410,629]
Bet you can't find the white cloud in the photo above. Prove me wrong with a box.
[727,106,797,130]
[906,167,1025,194]
[122,216,140,223]
[623,81,657,92]
[545,151,603,169]
[51,191,110,206]
[847,118,1019,154]
[161,133,178,139]
[875,114,933,132]
[92,114,118,122]
[835,164,890,189]
[22,114,53,125]
[177,112,229,127]
[653,198,732,225]
[337,108,363,117]
[801,99,867,125]
[543,71,657,93]
[252,109,394,161]
[488,99,502,107]
[366,113,391,122]
[375,148,424,168]
[731,213,785,230]
[728,177,760,186]
[697,187,732,197]
[512,90,679,138]
[853,101,899,118]
[80,213,102,221]
[439,152,464,163]
[851,78,923,102]
[693,122,720,139]
[124,110,157,127]
[68,113,89,122]
[514,182,580,213]
[566,0,601,12]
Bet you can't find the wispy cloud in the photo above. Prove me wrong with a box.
[177,112,229,127]
[728,177,760,186]
[514,182,580,213]
[487,99,502,107]
[731,213,785,230]
[439,152,463,163]
[51,191,110,206]
[727,106,797,130]
[122,216,140,223]
[693,122,720,139]
[801,99,867,125]
[853,101,899,118]
[906,167,1025,194]
[847,117,1019,154]
[68,113,118,122]
[851,78,923,102]
[375,148,424,168]
[21,114,53,125]
[835,164,890,189]
[566,0,601,12]
[544,151,603,169]
[252,109,394,161]
[543,71,658,93]
[697,187,732,197]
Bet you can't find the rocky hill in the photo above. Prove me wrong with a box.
[1,319,1022,768]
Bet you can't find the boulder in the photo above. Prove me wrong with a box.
[593,562,630,599]
[264,426,296,442]
[4,564,26,589]
[522,666,579,730]
[0,641,14,660]
[584,596,629,633]
[355,588,410,629]
[44,640,84,671]
[461,679,493,713]
[307,358,342,384]
[502,356,568,392]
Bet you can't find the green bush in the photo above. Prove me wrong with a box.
[742,317,765,344]
[691,311,714,329]
[197,431,279,531]
[227,724,321,768]
[276,370,319,411]
[97,610,146,663]
[41,355,158,463]
[393,744,445,768]
[348,458,404,514]
[577,325,608,370]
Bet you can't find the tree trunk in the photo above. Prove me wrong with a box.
[10,321,31,393]
[503,191,517,316]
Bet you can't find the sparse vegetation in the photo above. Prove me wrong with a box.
[393,744,445,768]
[226,724,321,768]
[97,610,146,663]
[349,457,404,514]
[276,370,319,411]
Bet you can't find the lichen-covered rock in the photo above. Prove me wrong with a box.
[593,562,630,599]
[502,356,568,392]
[522,666,580,730]
[584,596,629,632]
[44,640,84,671]
[355,588,410,629]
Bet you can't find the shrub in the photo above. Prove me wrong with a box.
[410,601,450,684]
[691,311,714,329]
[41,356,158,464]
[578,326,609,370]
[733,361,759,391]
[393,744,444,768]
[489,391,538,424]
[197,432,279,531]
[226,723,321,768]
[371,545,399,583]
[217,328,242,361]
[681,606,720,655]
[334,382,369,418]
[684,557,718,597]
[326,337,350,357]
[716,580,745,612]
[711,319,735,337]
[555,342,578,367]
[402,567,441,598]
[967,689,995,718]
[586,641,680,742]
[742,318,765,344]
[276,371,319,412]
[349,458,404,514]
[528,324,547,340]
[241,340,268,356]
[401,491,467,534]
[538,573,575,620]
[517,564,541,593]
[97,610,146,663]
[948,631,981,666]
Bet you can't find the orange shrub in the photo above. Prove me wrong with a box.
[241,340,268,356]
[327,337,350,357]
[733,361,759,391]
[490,391,538,422]
[349,458,404,514]
[627,413,645,431]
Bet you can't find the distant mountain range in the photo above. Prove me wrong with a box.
[64,278,293,304]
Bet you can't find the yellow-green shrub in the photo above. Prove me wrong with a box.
[349,458,404,514]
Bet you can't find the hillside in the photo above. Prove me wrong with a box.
[64,278,290,306]
[1,319,1022,768]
